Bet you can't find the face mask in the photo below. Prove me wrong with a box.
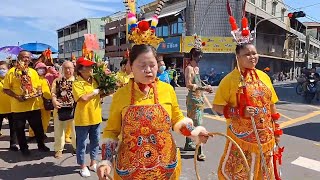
[0,69,8,77]
[160,66,166,72]
[37,69,46,75]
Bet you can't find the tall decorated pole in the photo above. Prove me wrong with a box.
[124,0,136,44]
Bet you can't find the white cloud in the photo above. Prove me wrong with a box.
[78,2,115,12]
[0,0,120,31]
[0,0,124,56]
[79,0,121,2]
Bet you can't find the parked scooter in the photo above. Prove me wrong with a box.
[304,77,317,103]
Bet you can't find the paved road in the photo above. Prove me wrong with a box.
[0,81,320,179]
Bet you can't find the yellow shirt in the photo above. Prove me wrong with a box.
[37,76,52,107]
[116,71,132,85]
[0,78,11,114]
[102,79,184,140]
[3,67,41,113]
[72,76,102,126]
[213,68,278,107]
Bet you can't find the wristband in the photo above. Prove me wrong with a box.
[180,123,195,136]
[271,113,281,121]
[274,122,283,136]
[274,129,283,136]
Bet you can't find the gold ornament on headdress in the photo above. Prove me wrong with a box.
[82,43,94,60]
[43,48,53,65]
[193,34,206,51]
[124,0,166,48]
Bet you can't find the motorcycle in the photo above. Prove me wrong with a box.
[304,78,317,103]
[201,72,226,86]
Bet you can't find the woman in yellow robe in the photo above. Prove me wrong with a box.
[97,44,209,180]
[29,62,52,139]
[213,43,283,180]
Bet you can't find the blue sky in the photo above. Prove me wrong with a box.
[0,0,318,59]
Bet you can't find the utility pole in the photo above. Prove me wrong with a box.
[293,37,297,78]
[305,34,311,68]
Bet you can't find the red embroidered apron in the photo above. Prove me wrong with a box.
[218,70,276,180]
[115,82,178,180]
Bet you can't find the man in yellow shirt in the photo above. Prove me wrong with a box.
[3,50,50,156]
[115,59,132,87]
[0,60,18,151]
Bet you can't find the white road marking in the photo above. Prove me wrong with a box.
[291,156,320,172]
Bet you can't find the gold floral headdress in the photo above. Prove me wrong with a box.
[123,0,166,47]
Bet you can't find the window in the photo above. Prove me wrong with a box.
[281,9,285,21]
[250,0,255,4]
[178,18,183,34]
[261,0,267,11]
[77,37,85,50]
[113,37,117,46]
[156,26,163,37]
[78,23,87,31]
[272,2,277,16]
[162,25,169,37]
[58,44,64,53]
[99,39,105,49]
[71,39,77,51]
[100,25,105,32]
[58,31,63,38]
[171,23,178,35]
[65,41,70,53]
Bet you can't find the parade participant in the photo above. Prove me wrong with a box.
[0,60,18,151]
[184,34,212,161]
[115,59,132,87]
[35,48,59,87]
[168,62,178,89]
[212,1,283,179]
[3,50,49,156]
[45,66,60,87]
[157,59,170,83]
[52,61,76,159]
[72,57,107,177]
[97,1,209,179]
[28,62,52,141]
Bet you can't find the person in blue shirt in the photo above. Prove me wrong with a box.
[157,60,170,83]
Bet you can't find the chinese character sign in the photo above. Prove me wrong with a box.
[157,37,181,53]
[84,34,100,51]
[182,36,236,53]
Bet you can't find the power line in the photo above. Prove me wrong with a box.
[297,2,320,10]
[273,0,320,22]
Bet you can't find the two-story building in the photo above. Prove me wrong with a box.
[103,0,320,76]
[57,18,106,60]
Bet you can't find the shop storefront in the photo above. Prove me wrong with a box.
[157,36,184,69]
[182,36,237,75]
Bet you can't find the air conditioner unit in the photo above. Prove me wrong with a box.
[269,46,275,53]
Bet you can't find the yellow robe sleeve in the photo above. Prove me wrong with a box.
[31,69,41,90]
[213,75,231,106]
[41,78,52,99]
[72,80,86,102]
[102,90,122,140]
[169,86,184,126]
[3,69,13,89]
